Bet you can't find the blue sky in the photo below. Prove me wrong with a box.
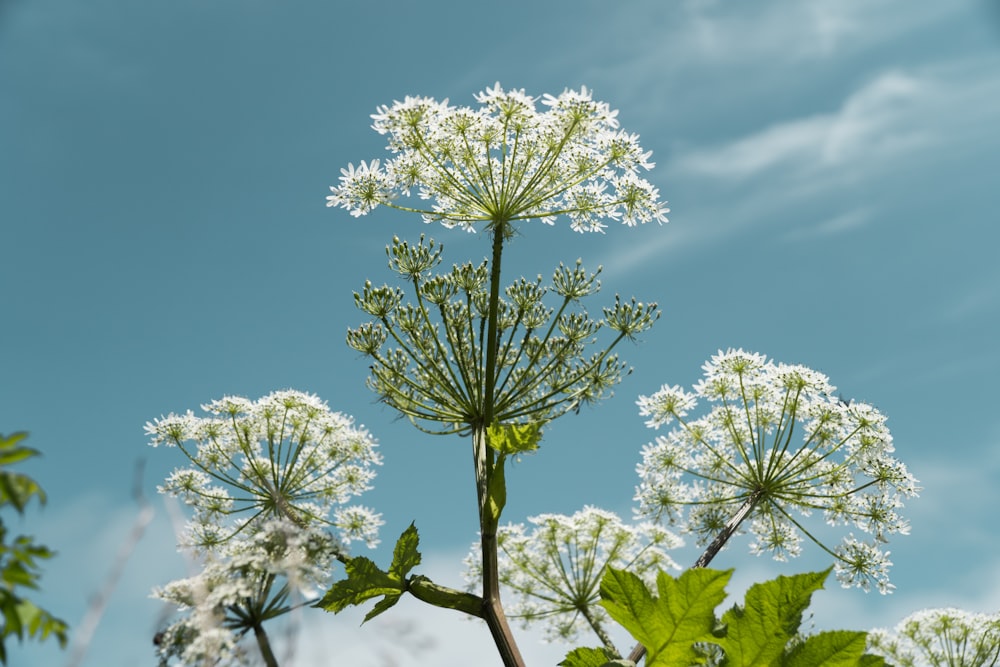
[2,1,1000,664]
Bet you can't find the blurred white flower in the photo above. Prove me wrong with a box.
[147,390,384,665]
[868,607,1000,667]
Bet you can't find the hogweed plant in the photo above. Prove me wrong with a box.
[634,348,919,593]
[867,608,1000,667]
[145,390,383,667]
[145,83,925,666]
[322,83,667,667]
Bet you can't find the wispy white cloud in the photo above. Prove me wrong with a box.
[780,208,873,241]
[662,0,955,64]
[941,278,1000,322]
[22,492,185,667]
[601,51,1000,275]
[673,69,931,181]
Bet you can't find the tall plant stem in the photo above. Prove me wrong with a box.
[626,491,762,664]
[251,620,280,667]
[473,222,526,667]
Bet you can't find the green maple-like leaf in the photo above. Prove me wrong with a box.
[389,522,421,581]
[782,630,885,667]
[315,555,402,616]
[600,567,731,666]
[716,569,829,666]
[591,567,885,667]
[559,646,635,667]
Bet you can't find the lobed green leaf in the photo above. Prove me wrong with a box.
[389,522,422,581]
[716,568,829,666]
[559,646,633,667]
[485,421,543,456]
[600,567,731,666]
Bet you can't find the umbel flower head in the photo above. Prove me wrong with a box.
[148,391,384,666]
[634,349,920,594]
[867,607,1000,667]
[463,506,681,645]
[145,389,384,550]
[348,237,659,433]
[326,83,669,233]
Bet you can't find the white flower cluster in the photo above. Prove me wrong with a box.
[634,349,920,594]
[153,520,335,666]
[868,607,1000,667]
[327,83,669,233]
[464,506,681,643]
[146,389,383,548]
[146,390,384,664]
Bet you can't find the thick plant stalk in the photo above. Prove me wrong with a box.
[626,493,761,664]
[474,223,526,667]
[474,426,526,667]
[251,621,280,667]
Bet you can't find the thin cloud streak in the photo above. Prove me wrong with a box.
[601,53,1000,277]
[673,70,930,180]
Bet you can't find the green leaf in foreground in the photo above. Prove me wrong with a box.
[583,566,887,667]
[559,646,635,667]
[783,630,885,667]
[716,568,829,666]
[599,567,731,666]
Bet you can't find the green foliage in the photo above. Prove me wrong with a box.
[562,567,886,667]
[559,646,635,667]
[484,421,544,528]
[316,523,482,622]
[0,432,68,664]
[601,567,731,666]
[485,421,543,457]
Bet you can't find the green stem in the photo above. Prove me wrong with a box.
[406,575,484,617]
[472,224,525,667]
[473,426,525,667]
[580,603,620,657]
[251,620,280,667]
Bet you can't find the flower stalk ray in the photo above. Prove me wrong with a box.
[327,84,668,233]
[350,236,657,436]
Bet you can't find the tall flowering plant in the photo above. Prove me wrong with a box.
[320,83,668,667]
[146,83,925,666]
[477,348,919,664]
